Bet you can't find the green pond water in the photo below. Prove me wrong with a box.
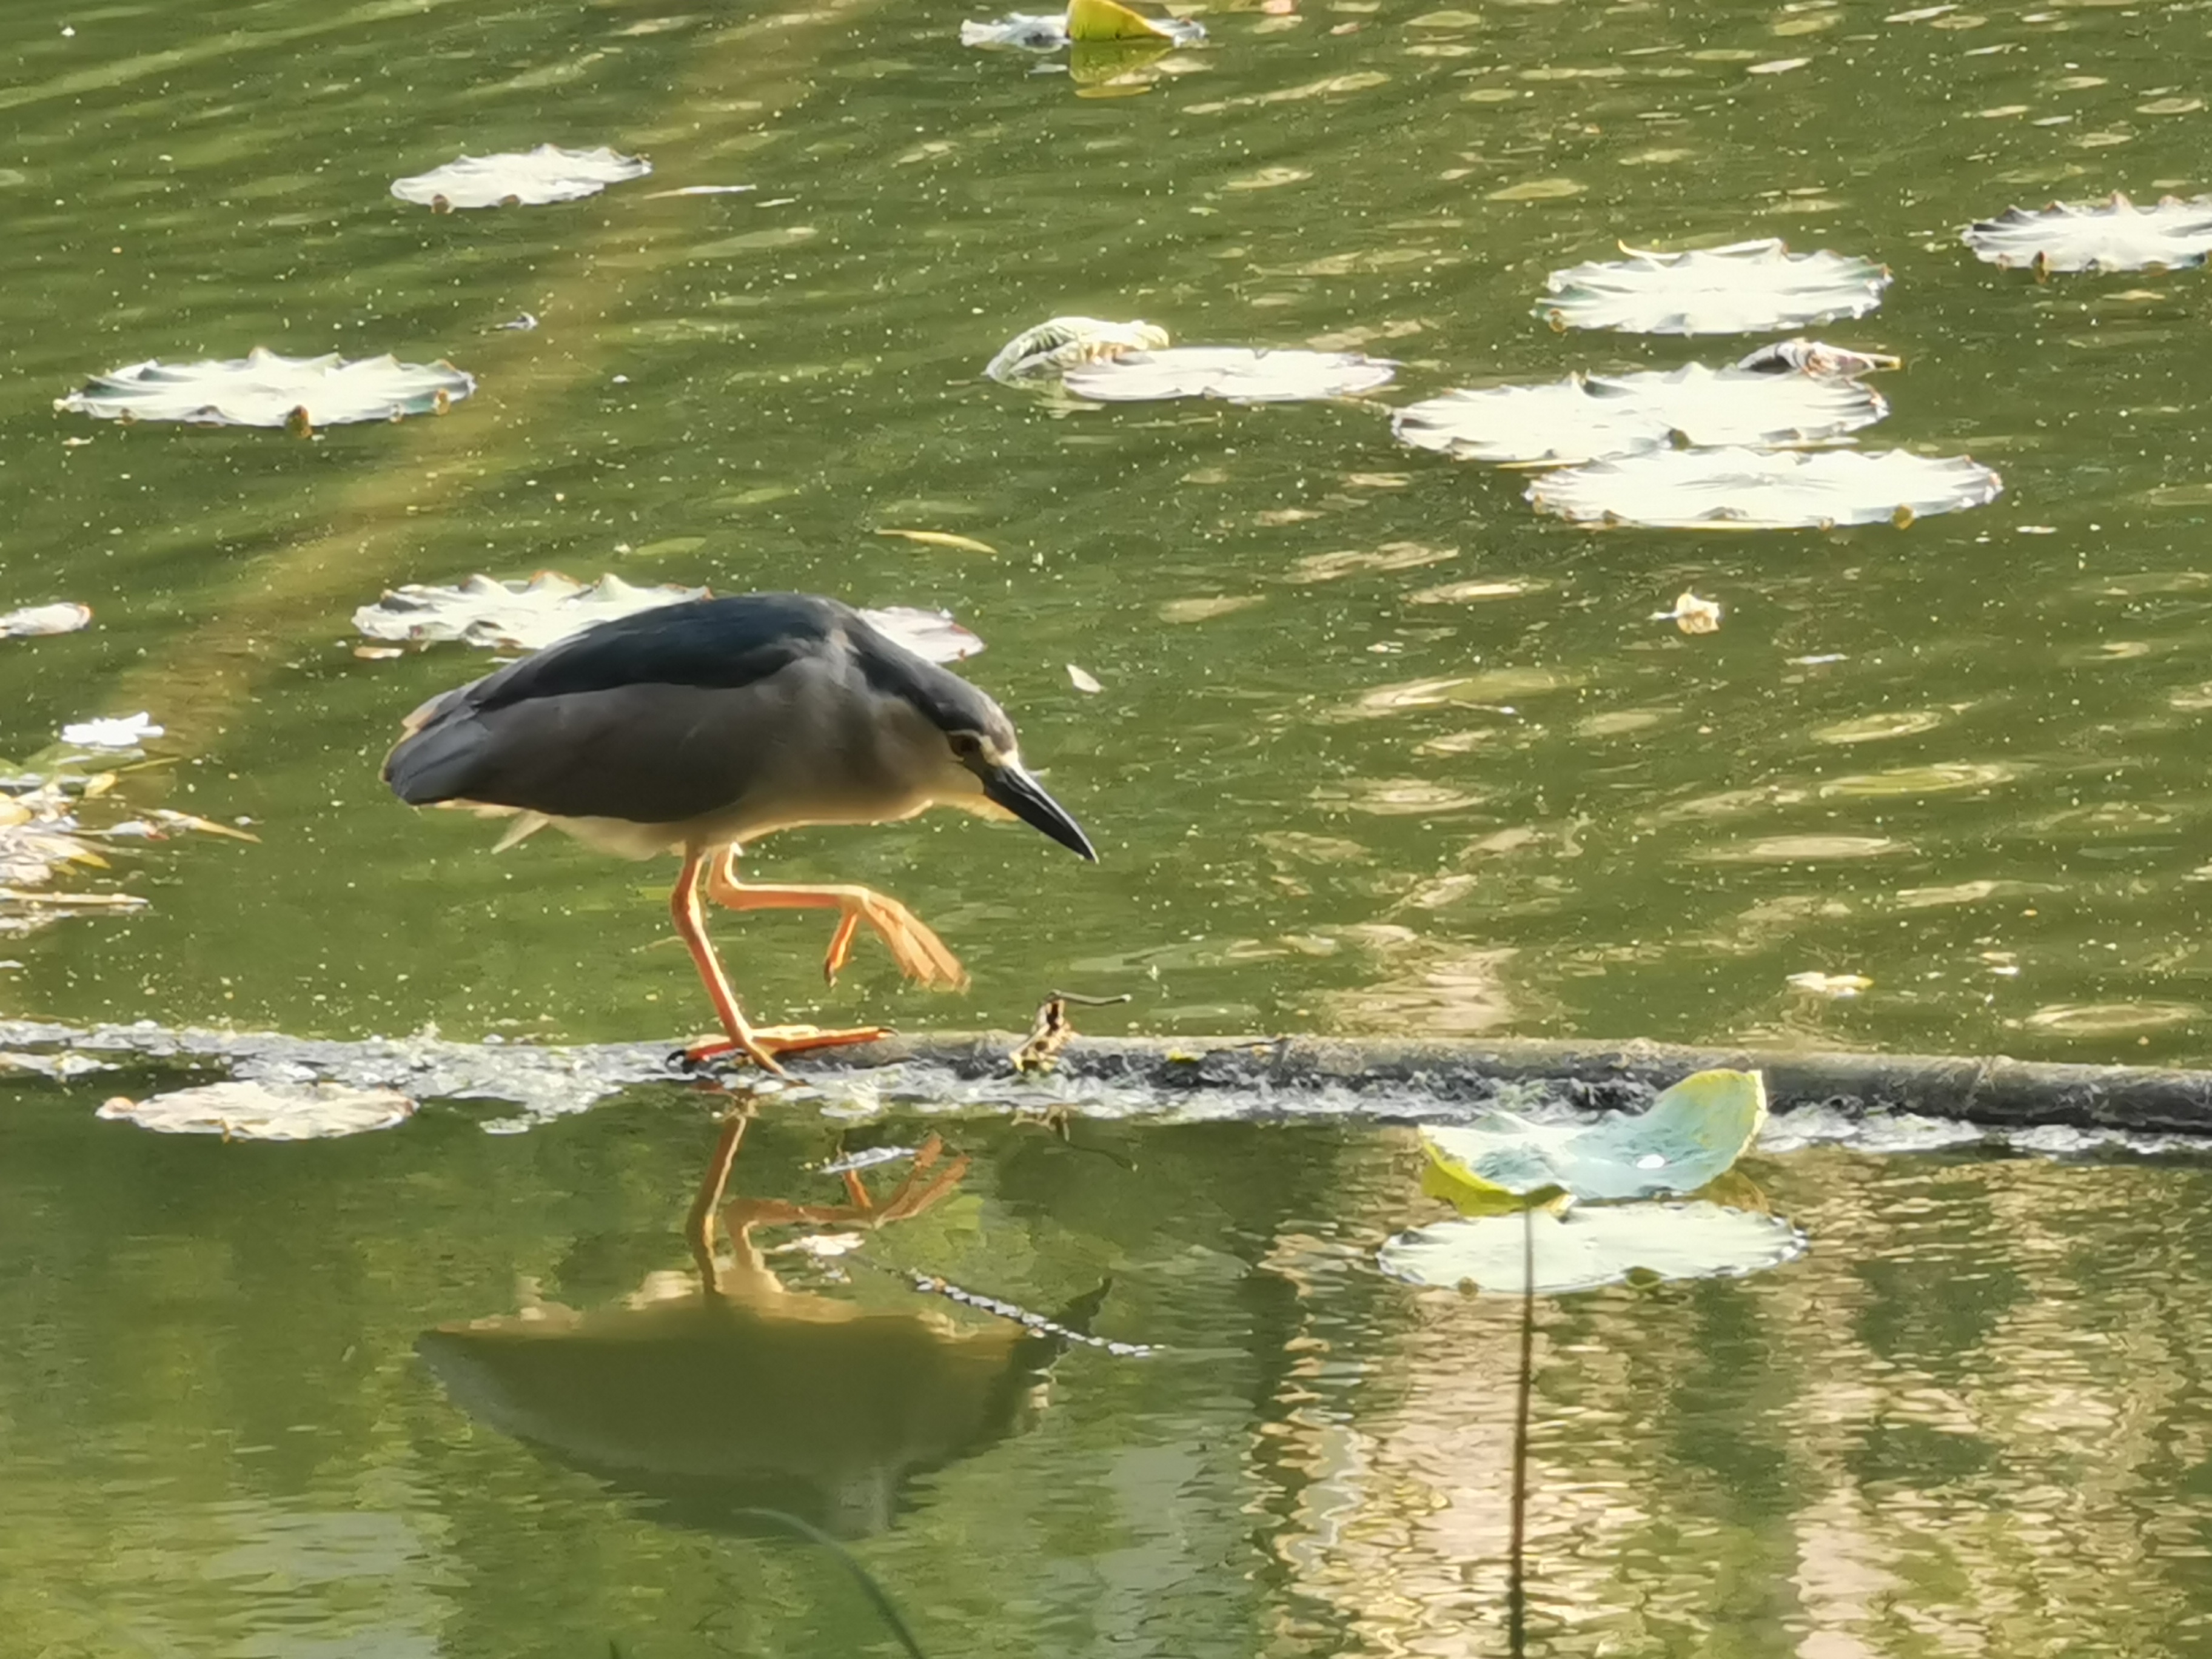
[7,0,2212,1651]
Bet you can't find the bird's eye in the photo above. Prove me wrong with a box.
[948,732,985,763]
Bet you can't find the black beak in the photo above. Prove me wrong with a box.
[985,762,1098,862]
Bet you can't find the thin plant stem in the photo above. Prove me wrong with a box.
[1507,1203,1534,1657]
[733,1507,930,1659]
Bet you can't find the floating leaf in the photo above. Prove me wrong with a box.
[1379,1202,1808,1295]
[1526,446,2002,529]
[876,528,1000,555]
[1537,239,1892,335]
[1064,347,1396,403]
[57,349,475,429]
[59,712,163,751]
[97,1081,415,1141]
[985,317,1171,383]
[0,602,90,639]
[962,3,1202,47]
[354,574,983,662]
[390,145,651,210]
[1652,591,1723,633]
[1419,1068,1768,1208]
[1393,363,1886,466]
[1067,664,1104,692]
[1962,192,2212,274]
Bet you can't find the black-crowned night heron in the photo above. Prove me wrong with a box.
[383,591,1096,1073]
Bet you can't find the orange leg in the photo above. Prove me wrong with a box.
[705,849,969,991]
[669,846,890,1073]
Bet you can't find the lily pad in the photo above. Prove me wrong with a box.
[1062,346,1396,403]
[985,317,1171,383]
[58,712,162,752]
[391,145,651,210]
[96,1081,415,1141]
[0,602,90,639]
[1379,1202,1808,1295]
[1420,1067,1768,1208]
[1537,239,1892,335]
[57,349,474,428]
[356,573,708,652]
[962,1,1203,47]
[1526,446,2002,529]
[1392,363,1886,467]
[354,574,986,662]
[1962,192,2212,274]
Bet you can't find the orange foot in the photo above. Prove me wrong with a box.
[675,1024,892,1078]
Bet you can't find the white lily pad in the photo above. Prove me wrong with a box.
[1421,1068,1768,1205]
[1062,347,1396,403]
[391,144,651,210]
[354,574,985,662]
[56,349,474,429]
[1379,1202,1808,1295]
[1962,192,2212,274]
[0,603,90,639]
[985,316,1171,383]
[1393,363,1887,467]
[59,712,163,751]
[1537,239,1892,335]
[97,1081,415,1141]
[1526,446,2002,529]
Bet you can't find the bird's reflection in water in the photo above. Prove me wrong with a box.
[418,1104,1098,1537]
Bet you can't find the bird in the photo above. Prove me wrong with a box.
[383,591,1096,1074]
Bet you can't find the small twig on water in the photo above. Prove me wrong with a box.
[732,1508,930,1659]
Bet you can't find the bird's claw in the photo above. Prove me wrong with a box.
[677,1024,894,1076]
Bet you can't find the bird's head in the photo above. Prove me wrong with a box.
[940,718,1098,862]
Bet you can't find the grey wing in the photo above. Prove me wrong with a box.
[386,683,766,823]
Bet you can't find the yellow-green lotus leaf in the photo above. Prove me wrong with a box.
[1067,0,1179,41]
[1419,1068,1767,1207]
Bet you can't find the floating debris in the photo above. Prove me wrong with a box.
[354,573,984,662]
[1526,446,2002,530]
[96,1080,415,1141]
[58,712,163,751]
[390,144,651,211]
[1962,192,2212,275]
[57,349,474,429]
[1420,1069,1768,1209]
[963,0,1203,49]
[1787,971,1873,997]
[642,184,757,199]
[985,317,1170,383]
[1537,239,1892,335]
[491,312,538,333]
[814,1144,917,1178]
[0,785,107,890]
[1379,1202,1808,1295]
[1067,664,1104,693]
[1063,346,1396,403]
[0,602,90,639]
[876,528,1000,555]
[1653,591,1723,634]
[1392,362,1887,467]
[1732,337,1902,378]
